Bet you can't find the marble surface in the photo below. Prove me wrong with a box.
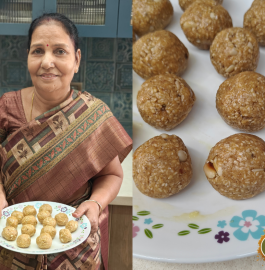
[133,256,265,269]
[110,151,132,206]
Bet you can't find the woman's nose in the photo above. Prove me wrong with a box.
[41,53,55,69]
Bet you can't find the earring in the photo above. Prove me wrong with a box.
[76,69,79,73]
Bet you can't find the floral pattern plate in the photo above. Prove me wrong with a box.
[133,0,265,263]
[0,201,91,254]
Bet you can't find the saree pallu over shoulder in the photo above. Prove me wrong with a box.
[0,90,132,204]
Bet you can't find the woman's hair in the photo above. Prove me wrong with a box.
[27,13,79,52]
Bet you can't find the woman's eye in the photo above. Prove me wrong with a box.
[57,49,66,55]
[33,49,42,54]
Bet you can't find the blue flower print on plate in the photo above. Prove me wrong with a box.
[230,210,265,241]
[61,207,71,215]
[217,220,227,229]
[80,223,88,229]
[35,202,42,209]
[144,218,153,225]
[2,211,10,218]
[61,207,68,212]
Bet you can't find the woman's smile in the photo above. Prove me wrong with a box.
[40,73,59,80]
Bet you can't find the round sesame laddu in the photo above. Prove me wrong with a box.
[21,215,37,227]
[43,217,56,227]
[17,234,31,248]
[55,213,68,226]
[11,211,24,224]
[244,0,265,46]
[36,233,52,249]
[133,134,192,198]
[2,226,18,241]
[23,205,37,217]
[251,0,265,8]
[179,0,223,11]
[21,224,36,237]
[133,0,173,37]
[39,204,52,214]
[203,133,265,200]
[37,210,51,224]
[133,30,189,80]
[210,27,259,78]
[65,220,78,233]
[41,226,56,239]
[6,216,18,228]
[59,229,72,243]
[180,0,232,50]
[137,74,196,130]
[216,71,265,132]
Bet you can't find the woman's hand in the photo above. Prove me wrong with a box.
[72,201,100,235]
[72,156,123,235]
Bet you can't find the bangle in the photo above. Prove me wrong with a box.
[85,200,103,216]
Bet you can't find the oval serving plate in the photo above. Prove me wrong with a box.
[0,201,91,255]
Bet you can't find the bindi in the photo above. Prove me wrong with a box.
[47,44,49,46]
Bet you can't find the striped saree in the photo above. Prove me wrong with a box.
[0,89,132,270]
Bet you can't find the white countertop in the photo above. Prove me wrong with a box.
[110,151,132,206]
[133,256,264,269]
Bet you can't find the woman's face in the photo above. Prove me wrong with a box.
[28,22,81,97]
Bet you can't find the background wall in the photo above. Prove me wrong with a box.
[0,36,132,138]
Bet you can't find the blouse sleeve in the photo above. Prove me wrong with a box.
[0,93,8,144]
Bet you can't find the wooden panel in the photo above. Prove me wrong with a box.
[108,205,132,270]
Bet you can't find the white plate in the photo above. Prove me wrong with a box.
[0,201,91,254]
[133,0,265,263]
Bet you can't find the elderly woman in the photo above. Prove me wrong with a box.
[0,13,132,270]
